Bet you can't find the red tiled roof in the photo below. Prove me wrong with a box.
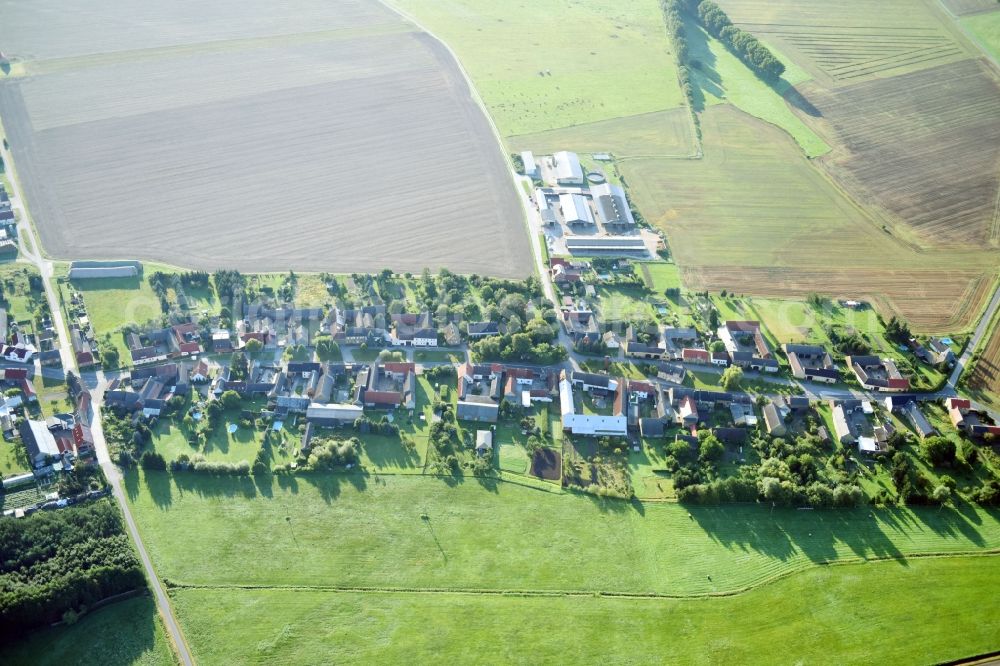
[682,348,710,361]
[54,433,74,455]
[365,391,401,406]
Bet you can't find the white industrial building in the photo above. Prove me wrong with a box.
[305,403,363,426]
[560,193,594,226]
[591,182,636,228]
[565,236,647,254]
[535,188,557,225]
[553,151,584,185]
[559,376,627,437]
[521,151,539,179]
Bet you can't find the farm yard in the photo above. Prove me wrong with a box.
[168,556,1000,665]
[0,1,532,277]
[120,471,1000,663]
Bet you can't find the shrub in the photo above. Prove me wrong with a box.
[140,451,167,470]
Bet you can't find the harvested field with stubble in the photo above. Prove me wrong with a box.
[625,105,998,333]
[684,267,996,334]
[807,59,1000,246]
[0,1,532,277]
[969,316,1000,405]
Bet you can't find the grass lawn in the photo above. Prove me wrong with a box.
[628,440,677,500]
[168,555,1000,665]
[294,274,334,308]
[507,107,694,159]
[0,263,45,323]
[683,14,830,157]
[149,407,289,465]
[686,368,795,395]
[389,0,683,137]
[963,10,1000,61]
[414,349,464,363]
[0,438,29,477]
[579,359,650,380]
[594,284,661,323]
[497,442,530,474]
[125,471,1000,596]
[357,432,427,474]
[70,275,161,336]
[639,261,682,293]
[0,595,175,666]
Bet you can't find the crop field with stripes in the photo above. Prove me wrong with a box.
[717,0,975,83]
[807,59,1000,246]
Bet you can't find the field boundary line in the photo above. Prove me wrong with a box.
[164,550,1000,601]
[23,24,419,75]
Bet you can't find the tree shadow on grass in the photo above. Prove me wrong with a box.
[297,469,368,504]
[144,469,173,509]
[901,502,987,548]
[362,436,422,471]
[783,86,822,118]
[171,471,257,500]
[683,14,723,113]
[0,595,163,665]
[123,468,140,502]
[276,473,299,494]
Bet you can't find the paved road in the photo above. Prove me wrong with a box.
[949,284,1000,389]
[1,143,195,666]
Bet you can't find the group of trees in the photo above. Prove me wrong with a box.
[660,0,785,121]
[307,437,360,470]
[470,294,566,364]
[102,410,153,465]
[884,316,912,344]
[0,503,146,641]
[884,451,952,506]
[169,453,251,475]
[693,1,785,79]
[660,0,700,135]
[673,427,865,508]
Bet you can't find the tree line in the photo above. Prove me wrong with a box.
[661,0,785,101]
[0,503,146,641]
[688,0,785,79]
